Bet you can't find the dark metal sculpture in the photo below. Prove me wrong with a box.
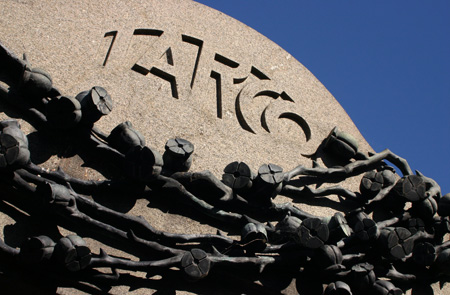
[0,40,448,295]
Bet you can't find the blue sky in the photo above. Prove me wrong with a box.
[195,0,450,195]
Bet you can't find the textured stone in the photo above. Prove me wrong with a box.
[0,1,422,294]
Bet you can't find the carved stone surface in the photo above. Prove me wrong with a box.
[0,1,446,295]
[0,0,371,184]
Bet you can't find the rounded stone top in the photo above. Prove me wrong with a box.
[0,1,379,294]
[0,0,371,179]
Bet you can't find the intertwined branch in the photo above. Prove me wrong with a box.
[0,41,448,295]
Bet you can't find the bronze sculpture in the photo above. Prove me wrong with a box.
[0,41,448,295]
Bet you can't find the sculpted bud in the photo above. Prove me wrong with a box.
[107,121,146,154]
[378,227,414,260]
[371,280,403,295]
[162,138,194,174]
[0,120,30,167]
[181,248,210,281]
[19,235,55,264]
[54,235,91,271]
[21,67,53,98]
[248,163,283,202]
[275,214,302,240]
[36,182,77,214]
[391,175,428,202]
[46,95,82,129]
[323,127,359,161]
[345,207,370,229]
[313,245,344,273]
[324,281,352,295]
[324,212,352,243]
[411,196,438,220]
[125,145,163,182]
[241,222,268,253]
[349,262,376,292]
[257,163,284,187]
[222,161,254,192]
[75,86,113,124]
[406,218,425,235]
[297,217,329,249]
[353,218,380,242]
[360,169,396,200]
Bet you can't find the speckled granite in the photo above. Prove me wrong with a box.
[0,1,442,294]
